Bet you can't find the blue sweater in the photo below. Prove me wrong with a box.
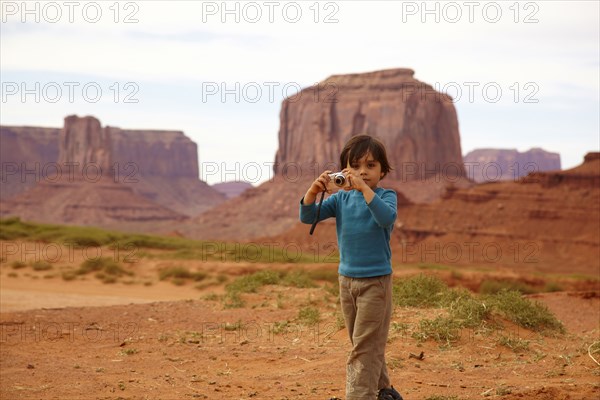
[300,188,397,278]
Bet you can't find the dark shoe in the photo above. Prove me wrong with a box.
[377,386,403,400]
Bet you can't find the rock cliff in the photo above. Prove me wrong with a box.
[1,116,190,226]
[391,152,598,274]
[177,69,471,241]
[110,127,199,179]
[463,148,561,183]
[274,68,464,180]
[58,115,113,178]
[0,116,225,217]
[0,126,60,199]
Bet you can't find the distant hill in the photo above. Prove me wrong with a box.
[211,181,254,199]
[463,148,561,183]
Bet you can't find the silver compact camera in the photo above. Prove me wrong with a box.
[328,172,350,188]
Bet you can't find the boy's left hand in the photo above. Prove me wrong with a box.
[341,169,368,192]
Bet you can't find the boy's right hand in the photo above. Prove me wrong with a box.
[304,171,334,205]
[308,170,333,195]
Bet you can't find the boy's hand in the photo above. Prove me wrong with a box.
[308,170,333,195]
[341,168,368,192]
[303,170,332,205]
[341,168,376,204]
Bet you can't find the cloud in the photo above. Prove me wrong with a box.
[1,0,598,183]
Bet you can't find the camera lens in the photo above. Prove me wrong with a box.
[334,175,345,186]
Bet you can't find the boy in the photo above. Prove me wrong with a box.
[299,135,403,400]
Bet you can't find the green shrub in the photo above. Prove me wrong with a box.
[223,270,320,308]
[413,316,462,344]
[31,260,53,271]
[446,289,490,328]
[404,283,564,346]
[543,281,563,292]
[223,271,282,308]
[223,292,244,309]
[77,257,132,282]
[159,266,206,281]
[102,262,130,276]
[226,270,282,294]
[487,289,565,333]
[61,271,78,281]
[282,270,317,288]
[271,320,290,334]
[95,273,118,284]
[498,334,530,352]
[0,217,22,225]
[479,279,537,295]
[393,274,448,307]
[171,277,186,286]
[158,267,192,281]
[10,261,27,269]
[77,258,109,274]
[170,248,201,260]
[298,306,320,326]
[324,282,340,297]
[417,263,450,271]
[0,217,32,240]
[113,235,184,250]
[305,268,339,283]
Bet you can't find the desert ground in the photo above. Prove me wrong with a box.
[1,230,599,400]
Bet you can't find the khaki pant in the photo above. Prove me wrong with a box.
[339,273,393,400]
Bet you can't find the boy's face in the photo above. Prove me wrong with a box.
[347,152,384,190]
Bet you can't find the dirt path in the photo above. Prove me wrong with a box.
[1,275,205,312]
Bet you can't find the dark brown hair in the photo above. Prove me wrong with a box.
[340,134,392,179]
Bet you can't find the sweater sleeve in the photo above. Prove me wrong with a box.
[366,189,397,228]
[299,193,337,224]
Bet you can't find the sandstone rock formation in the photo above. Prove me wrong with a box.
[58,115,113,178]
[1,116,190,227]
[0,178,187,226]
[110,127,200,179]
[181,177,296,240]
[0,116,225,218]
[177,68,471,241]
[392,152,598,274]
[274,68,464,181]
[463,148,561,183]
[108,124,225,217]
[0,126,60,200]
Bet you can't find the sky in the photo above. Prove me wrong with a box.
[1,0,598,185]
